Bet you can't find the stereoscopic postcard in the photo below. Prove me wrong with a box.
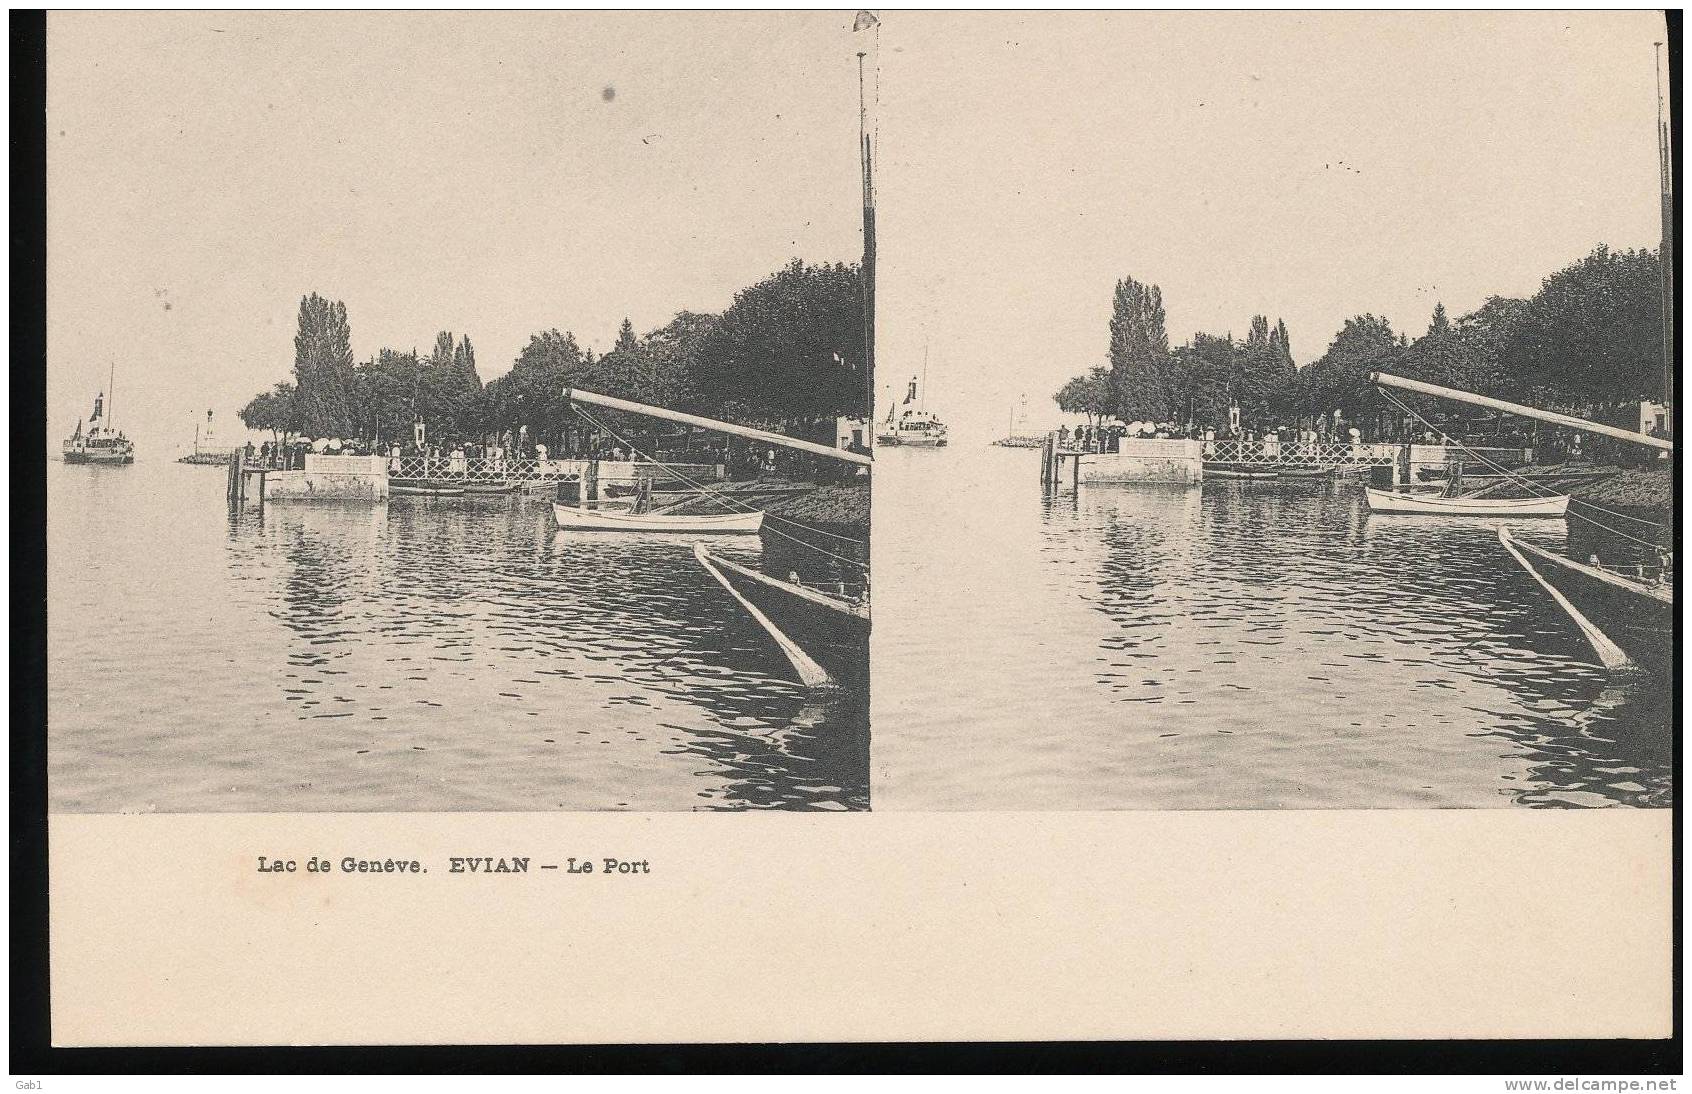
[36,8,1676,1053]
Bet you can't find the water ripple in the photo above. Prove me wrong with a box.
[873,447,1670,810]
[49,462,868,812]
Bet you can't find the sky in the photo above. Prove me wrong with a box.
[47,10,1670,453]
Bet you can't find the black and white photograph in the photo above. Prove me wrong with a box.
[871,10,1677,812]
[47,11,874,814]
[21,5,1678,1068]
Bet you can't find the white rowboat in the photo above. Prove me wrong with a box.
[552,502,763,534]
[1364,487,1569,517]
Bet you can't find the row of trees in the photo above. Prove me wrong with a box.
[1056,244,1668,437]
[242,260,870,450]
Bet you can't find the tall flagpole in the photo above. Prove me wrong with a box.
[1654,40,1675,433]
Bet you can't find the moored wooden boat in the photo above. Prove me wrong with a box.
[693,544,869,689]
[1498,528,1673,677]
[552,502,763,534]
[1204,464,1277,480]
[390,481,466,497]
[1365,487,1568,516]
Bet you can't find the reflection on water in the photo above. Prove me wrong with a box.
[49,461,868,812]
[874,446,1670,810]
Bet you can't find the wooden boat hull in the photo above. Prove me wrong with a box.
[553,503,763,534]
[694,545,869,690]
[1205,464,1277,480]
[390,482,465,497]
[1366,487,1568,516]
[1499,529,1673,678]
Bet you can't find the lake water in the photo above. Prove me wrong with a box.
[46,448,1673,813]
[48,459,869,812]
[873,444,1672,810]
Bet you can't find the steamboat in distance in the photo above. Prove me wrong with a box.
[62,386,134,466]
[876,375,948,448]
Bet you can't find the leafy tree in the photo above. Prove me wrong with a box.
[1107,276,1175,420]
[1501,244,1665,407]
[416,331,484,439]
[1168,332,1235,430]
[1270,318,1293,369]
[351,348,423,444]
[1237,315,1297,427]
[291,293,358,437]
[239,382,299,442]
[691,259,866,423]
[1296,314,1399,427]
[1053,365,1112,427]
[483,329,585,450]
[1428,301,1451,337]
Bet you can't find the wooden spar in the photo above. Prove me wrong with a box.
[1497,528,1631,670]
[693,544,834,688]
[564,387,874,466]
[1370,371,1674,451]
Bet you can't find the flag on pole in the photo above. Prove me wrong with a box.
[853,10,879,31]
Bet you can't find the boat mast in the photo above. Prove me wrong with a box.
[1655,40,1675,434]
[920,341,928,412]
[107,359,116,431]
[1371,371,1675,451]
[857,49,876,427]
[565,387,873,466]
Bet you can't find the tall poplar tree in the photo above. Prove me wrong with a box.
[292,293,358,437]
[1107,276,1173,420]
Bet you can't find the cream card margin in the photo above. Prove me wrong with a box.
[49,808,1671,1046]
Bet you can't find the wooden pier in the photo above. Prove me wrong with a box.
[226,449,264,507]
[1039,433,1084,492]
